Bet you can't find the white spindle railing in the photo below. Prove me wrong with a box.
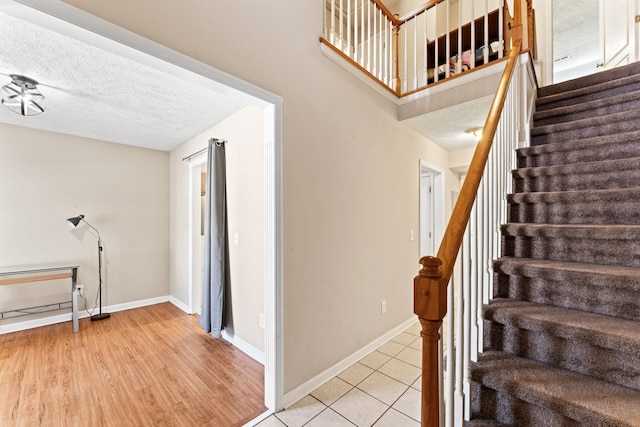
[440,51,535,425]
[322,0,511,95]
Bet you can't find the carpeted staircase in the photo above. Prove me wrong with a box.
[469,61,640,426]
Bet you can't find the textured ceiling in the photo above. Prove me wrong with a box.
[403,95,493,151]
[0,11,252,152]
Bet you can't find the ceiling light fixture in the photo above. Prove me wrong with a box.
[1,74,45,116]
[466,127,483,140]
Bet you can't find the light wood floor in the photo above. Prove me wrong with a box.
[0,303,266,426]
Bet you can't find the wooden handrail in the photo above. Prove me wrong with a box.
[398,0,443,24]
[371,0,401,25]
[413,0,523,422]
[414,38,522,427]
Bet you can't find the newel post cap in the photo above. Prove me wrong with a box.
[419,256,443,279]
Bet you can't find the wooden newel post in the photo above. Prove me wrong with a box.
[414,256,447,427]
[392,14,401,95]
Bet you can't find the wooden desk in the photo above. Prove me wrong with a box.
[0,264,80,333]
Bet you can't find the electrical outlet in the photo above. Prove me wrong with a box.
[76,284,84,296]
[259,313,265,329]
[381,300,387,314]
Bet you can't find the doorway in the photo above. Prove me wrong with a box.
[419,161,444,258]
[4,0,284,413]
[189,157,207,315]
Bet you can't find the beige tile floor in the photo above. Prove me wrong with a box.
[257,322,424,427]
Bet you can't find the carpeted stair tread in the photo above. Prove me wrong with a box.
[502,225,640,267]
[501,223,640,239]
[534,89,640,127]
[507,187,640,224]
[536,72,640,112]
[532,109,638,137]
[484,299,640,356]
[508,186,640,204]
[494,258,640,320]
[473,352,640,426]
[510,186,640,202]
[537,61,640,98]
[514,157,640,179]
[513,159,640,192]
[530,109,640,145]
[494,257,640,291]
[467,420,512,427]
[517,129,640,167]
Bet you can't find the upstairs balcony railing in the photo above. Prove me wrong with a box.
[321,0,529,96]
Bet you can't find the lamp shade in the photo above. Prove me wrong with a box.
[1,75,45,116]
[66,215,85,228]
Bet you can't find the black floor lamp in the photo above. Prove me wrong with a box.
[66,214,110,321]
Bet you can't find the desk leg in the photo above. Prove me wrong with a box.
[72,267,79,333]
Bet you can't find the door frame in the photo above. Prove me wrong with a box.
[6,0,284,413]
[419,160,445,258]
[188,154,207,315]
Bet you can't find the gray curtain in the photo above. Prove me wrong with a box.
[198,138,228,338]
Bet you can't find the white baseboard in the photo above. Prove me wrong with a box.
[168,295,191,313]
[222,329,266,365]
[282,316,418,408]
[168,296,266,366]
[242,410,273,427]
[0,295,170,335]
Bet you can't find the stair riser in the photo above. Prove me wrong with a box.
[531,117,640,146]
[514,168,640,192]
[508,199,640,225]
[503,235,640,267]
[534,97,640,127]
[484,321,640,392]
[494,273,640,321]
[471,383,579,426]
[536,80,640,111]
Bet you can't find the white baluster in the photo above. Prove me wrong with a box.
[330,0,336,44]
[339,0,344,50]
[354,0,359,63]
[463,216,472,422]
[498,0,504,58]
[377,9,382,80]
[423,11,428,88]
[403,17,408,92]
[372,6,377,76]
[470,0,476,68]
[361,0,365,66]
[484,0,489,63]
[434,4,439,82]
[347,0,351,55]
[367,0,371,72]
[457,0,462,74]
[388,19,393,87]
[411,16,418,89]
[445,275,455,427]
[445,0,450,78]
[323,0,327,39]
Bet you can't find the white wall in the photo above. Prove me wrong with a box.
[0,122,169,320]
[170,105,265,353]
[62,0,459,394]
